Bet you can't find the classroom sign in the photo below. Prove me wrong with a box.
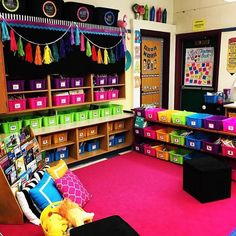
[227,37,236,75]
[184,47,214,87]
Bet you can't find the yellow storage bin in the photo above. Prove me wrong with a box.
[158,110,179,123]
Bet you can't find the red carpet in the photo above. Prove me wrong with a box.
[1,151,236,236]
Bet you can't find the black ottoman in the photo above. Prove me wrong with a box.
[69,215,139,236]
[183,156,231,203]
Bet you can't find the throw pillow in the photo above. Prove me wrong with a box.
[47,159,68,180]
[29,172,63,211]
[33,165,50,181]
[16,178,41,225]
[55,169,91,207]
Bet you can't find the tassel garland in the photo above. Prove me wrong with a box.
[34,45,42,65]
[80,33,85,52]
[25,42,33,63]
[91,45,97,62]
[43,45,54,64]
[10,29,18,52]
[17,37,25,57]
[52,43,59,62]
[119,41,125,58]
[103,49,110,65]
[70,27,75,45]
[59,39,66,58]
[109,49,116,64]
[65,36,72,54]
[86,40,92,57]
[1,21,10,42]
[97,48,103,64]
[75,26,80,46]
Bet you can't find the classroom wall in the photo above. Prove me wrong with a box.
[174,0,236,101]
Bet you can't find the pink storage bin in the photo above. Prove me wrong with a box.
[223,117,236,133]
[70,94,85,104]
[144,126,161,139]
[107,90,119,99]
[145,108,166,121]
[94,91,107,101]
[52,95,70,106]
[27,97,47,109]
[222,144,236,158]
[7,80,25,92]
[8,99,26,112]
[232,169,236,181]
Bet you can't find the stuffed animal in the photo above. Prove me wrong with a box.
[58,198,95,227]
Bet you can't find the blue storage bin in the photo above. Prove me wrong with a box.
[204,94,218,104]
[186,132,209,150]
[109,136,115,147]
[79,143,86,154]
[86,140,99,152]
[54,148,69,161]
[114,134,125,145]
[186,113,212,128]
[44,151,54,163]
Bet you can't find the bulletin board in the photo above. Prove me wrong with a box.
[184,47,214,87]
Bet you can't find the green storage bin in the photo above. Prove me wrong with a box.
[43,115,58,127]
[100,107,112,117]
[171,111,196,125]
[88,109,100,119]
[111,104,123,115]
[170,130,187,146]
[169,148,192,165]
[2,120,22,133]
[74,110,89,122]
[23,117,42,129]
[58,113,74,124]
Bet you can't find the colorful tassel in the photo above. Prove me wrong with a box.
[70,27,75,45]
[122,34,127,52]
[59,39,66,58]
[115,46,120,61]
[109,49,116,64]
[75,26,80,46]
[25,42,33,63]
[97,48,103,64]
[43,45,54,64]
[80,33,85,52]
[10,29,17,52]
[103,49,110,65]
[17,37,25,57]
[1,21,10,41]
[65,35,72,54]
[34,45,42,65]
[52,43,59,62]
[86,40,92,57]
[91,45,97,62]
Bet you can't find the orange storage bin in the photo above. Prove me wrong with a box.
[114,121,125,130]
[156,145,177,161]
[78,128,87,139]
[228,112,236,118]
[86,126,98,137]
[158,110,179,123]
[53,132,68,144]
[40,135,52,147]
[108,122,113,132]
[156,128,174,142]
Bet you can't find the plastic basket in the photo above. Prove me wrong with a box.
[7,80,24,92]
[156,145,177,161]
[223,117,236,133]
[172,111,196,125]
[8,99,26,112]
[145,108,165,121]
[70,77,84,88]
[134,127,144,136]
[133,142,145,153]
[107,90,119,100]
[144,126,161,139]
[93,75,107,86]
[52,95,70,106]
[169,148,192,165]
[133,107,146,117]
[29,79,46,90]
[94,91,107,101]
[52,77,70,89]
[203,115,228,131]
[110,104,123,115]
[54,149,69,160]
[58,113,74,124]
[27,97,47,109]
[202,137,221,154]
[23,117,42,129]
[156,128,174,142]
[157,110,179,123]
[73,110,89,122]
[100,107,112,117]
[170,130,187,146]
[43,115,58,127]
[114,134,125,145]
[107,75,119,85]
[204,94,218,104]
[88,109,100,119]
[53,132,68,144]
[185,132,209,150]
[222,144,236,158]
[86,140,99,152]
[2,120,22,133]
[70,94,85,104]
[186,113,211,128]
[144,144,163,157]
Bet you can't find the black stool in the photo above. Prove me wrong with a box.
[69,215,139,236]
[183,156,231,203]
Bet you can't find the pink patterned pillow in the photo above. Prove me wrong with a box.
[55,169,91,207]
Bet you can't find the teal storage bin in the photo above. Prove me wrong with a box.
[74,109,89,122]
[58,112,73,124]
[88,109,100,119]
[43,115,58,127]
[2,120,22,133]
[23,117,42,129]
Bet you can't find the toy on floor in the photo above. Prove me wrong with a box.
[59,198,95,227]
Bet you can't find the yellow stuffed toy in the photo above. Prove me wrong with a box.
[58,198,95,227]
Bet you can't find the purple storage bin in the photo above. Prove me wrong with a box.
[94,75,107,86]
[202,137,221,154]
[7,80,25,92]
[53,77,70,89]
[29,79,46,90]
[107,75,119,85]
[134,107,146,117]
[134,127,144,136]
[203,115,228,131]
[70,77,84,88]
[133,143,145,153]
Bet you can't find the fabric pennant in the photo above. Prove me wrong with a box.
[109,49,116,64]
[59,39,66,58]
[75,26,80,46]
[65,35,72,54]
[25,42,33,63]
[91,45,97,62]
[103,49,110,65]
[80,33,85,52]
[70,27,75,46]
[86,40,92,57]
[97,48,103,64]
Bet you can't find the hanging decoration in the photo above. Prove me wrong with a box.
[0,13,126,66]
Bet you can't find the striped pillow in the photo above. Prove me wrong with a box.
[33,165,50,181]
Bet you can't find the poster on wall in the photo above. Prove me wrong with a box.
[184,47,214,87]
[227,37,236,75]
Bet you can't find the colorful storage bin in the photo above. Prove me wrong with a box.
[78,128,87,139]
[86,126,98,137]
[111,104,123,115]
[185,132,209,150]
[44,151,54,163]
[100,106,112,117]
[170,130,187,146]
[88,109,100,119]
[145,108,165,121]
[203,115,228,131]
[186,113,211,128]
[58,112,73,124]
[53,132,68,144]
[70,93,85,104]
[169,148,192,165]
[114,121,125,130]
[222,145,236,158]
[8,99,26,112]
[29,79,46,90]
[114,134,125,145]
[158,110,179,123]
[27,97,47,109]
[107,90,119,100]
[107,75,119,85]
[156,128,174,142]
[144,126,161,139]
[172,111,196,125]
[109,136,115,147]
[40,135,52,147]
[86,140,99,152]
[134,127,144,136]
[1,120,22,133]
[52,95,70,106]
[73,109,88,121]
[156,145,177,161]
[52,77,70,89]
[204,94,218,104]
[70,77,84,88]
[134,107,146,117]
[202,137,221,154]
[54,148,69,160]
[43,115,58,127]
[23,117,42,129]
[94,91,107,101]
[144,144,163,157]
[133,142,145,153]
[223,117,236,133]
[94,75,107,86]
[7,80,24,92]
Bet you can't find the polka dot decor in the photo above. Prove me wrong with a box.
[55,169,91,207]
